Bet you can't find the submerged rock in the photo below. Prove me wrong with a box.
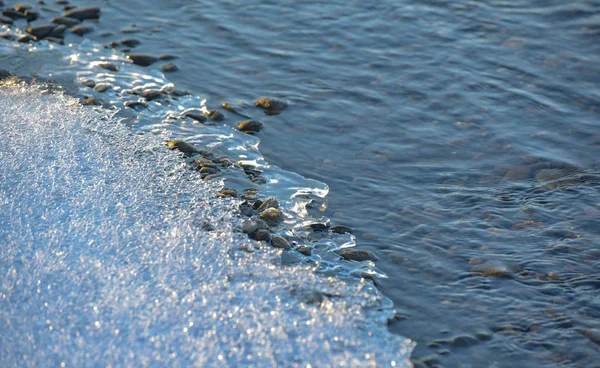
[205,109,224,121]
[242,218,269,235]
[26,24,65,39]
[120,38,140,48]
[253,229,271,241]
[330,225,353,234]
[336,249,377,262]
[127,54,158,67]
[97,62,119,72]
[71,24,93,36]
[166,140,198,156]
[237,119,262,133]
[160,62,178,73]
[257,197,279,212]
[258,207,284,226]
[270,235,291,250]
[62,6,100,20]
[52,16,81,27]
[254,97,287,115]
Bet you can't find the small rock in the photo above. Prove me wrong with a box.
[216,188,238,198]
[254,97,287,115]
[160,62,178,73]
[3,8,26,19]
[51,16,80,27]
[142,89,162,101]
[119,38,140,47]
[471,263,514,279]
[336,249,377,262]
[62,6,100,20]
[253,229,271,241]
[450,335,479,348]
[270,235,291,250]
[205,110,224,121]
[330,225,353,234]
[14,4,33,13]
[239,202,254,217]
[241,188,259,201]
[127,54,158,67]
[183,111,207,123]
[81,79,95,88]
[93,83,111,93]
[202,174,218,181]
[257,197,279,212]
[24,10,38,22]
[26,24,60,39]
[124,101,147,109]
[304,290,324,305]
[296,245,312,256]
[166,140,198,156]
[310,223,329,231]
[45,37,64,44]
[17,34,35,43]
[0,69,13,79]
[71,24,93,36]
[237,119,262,133]
[242,218,269,235]
[97,62,119,72]
[259,207,284,226]
[251,176,268,185]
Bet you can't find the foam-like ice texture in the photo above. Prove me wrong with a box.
[0,81,413,367]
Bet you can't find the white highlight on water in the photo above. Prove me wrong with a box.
[0,81,413,367]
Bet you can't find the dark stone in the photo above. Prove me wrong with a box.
[216,188,238,198]
[254,97,287,115]
[51,16,80,27]
[160,62,178,73]
[124,101,147,109]
[26,24,59,39]
[270,235,291,250]
[251,176,267,185]
[142,89,162,101]
[18,34,35,43]
[0,32,18,41]
[310,223,329,231]
[3,8,26,19]
[166,140,198,156]
[97,62,119,72]
[239,202,254,217]
[0,15,12,24]
[127,54,158,67]
[451,335,480,348]
[330,225,353,234]
[44,36,64,45]
[93,83,111,93]
[119,38,140,47]
[335,249,377,262]
[257,197,279,212]
[0,69,13,79]
[296,245,312,256]
[71,24,93,36]
[237,119,262,133]
[183,111,207,122]
[14,3,33,13]
[242,218,269,235]
[205,110,224,121]
[24,9,37,21]
[258,207,284,226]
[81,79,95,88]
[62,6,100,20]
[199,166,218,174]
[253,229,271,241]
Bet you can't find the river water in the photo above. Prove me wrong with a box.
[1,0,599,367]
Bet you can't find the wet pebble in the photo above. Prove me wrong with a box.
[254,97,287,115]
[253,229,271,241]
[26,24,64,39]
[330,225,353,234]
[71,24,93,36]
[216,188,237,198]
[237,119,262,133]
[142,89,162,101]
[166,140,198,156]
[336,249,377,262]
[159,54,177,60]
[270,235,291,250]
[120,38,140,47]
[183,111,207,123]
[296,245,312,256]
[127,54,158,67]
[242,218,269,235]
[93,83,111,93]
[51,16,80,26]
[258,207,284,226]
[17,34,35,43]
[205,109,224,121]
[14,4,33,13]
[124,101,147,109]
[62,6,100,20]
[257,197,279,212]
[97,62,119,72]
[239,202,254,217]
[81,79,95,88]
[3,8,26,19]
[160,62,178,73]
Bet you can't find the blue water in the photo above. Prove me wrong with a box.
[1,0,600,366]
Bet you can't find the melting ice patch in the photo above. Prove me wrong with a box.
[0,82,413,367]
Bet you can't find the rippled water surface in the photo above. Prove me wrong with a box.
[1,0,600,367]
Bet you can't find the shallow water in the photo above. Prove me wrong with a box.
[1,0,600,367]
